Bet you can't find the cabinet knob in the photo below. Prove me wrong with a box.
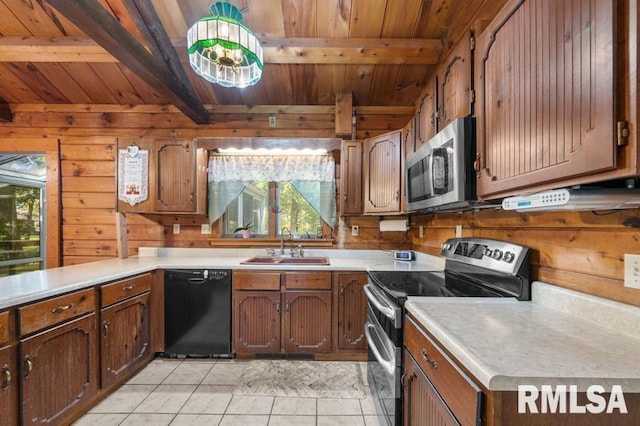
[51,303,74,314]
[103,321,109,338]
[1,364,10,389]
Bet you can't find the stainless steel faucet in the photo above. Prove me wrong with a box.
[280,227,291,254]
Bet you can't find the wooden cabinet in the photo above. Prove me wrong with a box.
[415,32,473,151]
[404,315,481,426]
[474,0,617,199]
[117,138,208,214]
[20,313,99,425]
[99,274,152,388]
[0,310,18,426]
[336,272,367,351]
[404,350,458,426]
[363,130,403,214]
[340,140,364,215]
[233,271,332,354]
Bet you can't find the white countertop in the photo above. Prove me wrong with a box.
[0,248,444,310]
[405,282,640,392]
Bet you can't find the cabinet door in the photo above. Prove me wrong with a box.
[363,130,402,214]
[337,273,367,351]
[0,344,19,426]
[283,291,331,353]
[404,352,459,426]
[475,0,616,198]
[233,291,281,353]
[100,292,151,388]
[340,140,364,215]
[438,34,472,127]
[21,314,98,425]
[416,78,438,149]
[154,139,199,213]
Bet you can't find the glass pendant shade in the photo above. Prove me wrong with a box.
[187,2,263,88]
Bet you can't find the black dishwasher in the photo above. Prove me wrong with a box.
[163,269,232,357]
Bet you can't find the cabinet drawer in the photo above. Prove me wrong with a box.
[234,271,281,290]
[405,315,481,426]
[0,310,9,345]
[101,273,152,307]
[284,272,331,290]
[19,288,95,336]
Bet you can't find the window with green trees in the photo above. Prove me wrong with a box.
[0,154,46,276]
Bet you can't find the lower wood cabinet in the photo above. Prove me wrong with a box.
[0,343,19,426]
[100,292,151,388]
[404,350,458,426]
[404,314,481,426]
[234,290,281,353]
[233,271,332,355]
[336,272,367,351]
[21,313,99,425]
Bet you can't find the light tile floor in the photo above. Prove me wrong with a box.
[74,358,382,426]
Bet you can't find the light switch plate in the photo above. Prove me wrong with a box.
[173,224,180,235]
[455,225,463,238]
[201,224,211,234]
[624,254,640,288]
[419,226,424,238]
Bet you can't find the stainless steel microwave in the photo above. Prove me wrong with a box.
[405,117,476,212]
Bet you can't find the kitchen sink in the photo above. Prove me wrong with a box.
[241,256,330,265]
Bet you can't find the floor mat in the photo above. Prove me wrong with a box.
[233,360,367,398]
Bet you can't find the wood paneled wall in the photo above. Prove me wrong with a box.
[0,104,413,266]
[411,209,640,307]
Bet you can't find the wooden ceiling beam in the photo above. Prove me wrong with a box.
[45,0,209,124]
[0,36,442,65]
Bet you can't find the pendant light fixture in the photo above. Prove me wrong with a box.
[187,2,263,88]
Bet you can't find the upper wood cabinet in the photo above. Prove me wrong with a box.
[363,130,403,214]
[415,32,473,150]
[117,138,208,215]
[340,140,364,215]
[475,0,617,199]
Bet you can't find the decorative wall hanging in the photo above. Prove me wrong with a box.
[118,144,149,206]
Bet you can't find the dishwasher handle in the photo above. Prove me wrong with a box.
[187,277,207,284]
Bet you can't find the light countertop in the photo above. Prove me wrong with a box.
[0,248,444,310]
[405,281,640,392]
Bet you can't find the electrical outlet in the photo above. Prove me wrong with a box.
[624,254,640,288]
[201,224,211,234]
[456,225,463,238]
[269,115,277,127]
[351,225,359,236]
[173,224,180,235]
[419,226,424,238]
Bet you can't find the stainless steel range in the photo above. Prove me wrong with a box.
[364,237,531,426]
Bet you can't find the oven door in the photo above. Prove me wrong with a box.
[363,283,402,346]
[366,304,402,426]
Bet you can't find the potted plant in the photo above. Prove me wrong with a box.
[233,222,254,238]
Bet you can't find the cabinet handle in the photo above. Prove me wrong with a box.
[123,285,135,292]
[421,349,438,369]
[51,303,74,314]
[343,194,347,201]
[394,190,399,201]
[340,285,344,295]
[1,364,10,389]
[24,356,32,378]
[103,321,109,338]
[276,301,280,313]
[285,302,290,312]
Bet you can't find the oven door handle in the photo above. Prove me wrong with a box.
[364,322,396,376]
[364,284,397,323]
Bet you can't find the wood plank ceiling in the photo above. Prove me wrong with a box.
[0,0,500,119]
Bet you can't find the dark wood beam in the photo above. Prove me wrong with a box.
[45,0,209,124]
[0,98,12,122]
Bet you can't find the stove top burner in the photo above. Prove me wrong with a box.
[368,270,509,303]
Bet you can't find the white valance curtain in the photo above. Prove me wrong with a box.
[208,154,337,228]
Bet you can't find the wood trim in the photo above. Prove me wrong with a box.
[0,138,61,268]
[45,0,208,124]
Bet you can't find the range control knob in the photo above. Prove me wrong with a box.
[503,251,515,263]
[442,243,452,251]
[491,249,503,260]
[484,248,492,257]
